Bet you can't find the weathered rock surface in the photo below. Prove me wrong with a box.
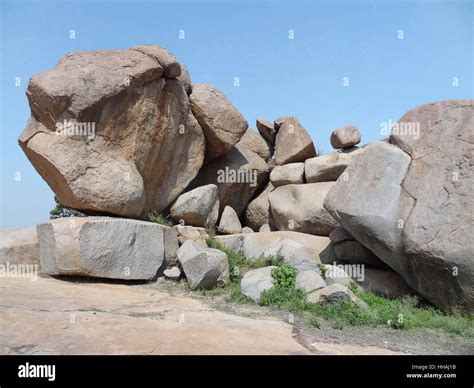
[329,227,353,244]
[0,227,39,266]
[325,101,474,311]
[19,47,205,217]
[356,268,414,299]
[307,283,352,303]
[324,265,354,287]
[241,266,276,302]
[242,226,254,233]
[189,145,269,216]
[270,163,305,187]
[173,225,209,247]
[216,231,336,264]
[296,270,326,293]
[189,83,248,160]
[274,117,316,165]
[218,206,242,234]
[237,128,272,161]
[170,184,219,229]
[164,266,182,280]
[330,125,361,149]
[304,148,362,183]
[269,183,338,236]
[244,183,274,231]
[130,45,181,78]
[37,217,170,279]
[179,63,192,94]
[259,224,271,232]
[256,118,276,144]
[177,240,229,289]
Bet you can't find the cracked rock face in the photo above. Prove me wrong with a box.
[18,47,205,217]
[324,100,474,312]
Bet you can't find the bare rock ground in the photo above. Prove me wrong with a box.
[1,277,472,355]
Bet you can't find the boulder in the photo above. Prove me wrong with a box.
[330,125,361,149]
[237,128,272,161]
[19,47,205,217]
[0,227,39,266]
[244,183,274,231]
[269,183,338,236]
[189,145,269,216]
[270,163,305,187]
[324,264,354,287]
[274,117,289,130]
[242,227,254,234]
[37,217,168,280]
[179,63,192,94]
[241,266,277,303]
[259,224,271,232]
[130,45,181,78]
[304,147,362,183]
[173,225,209,247]
[307,283,351,303]
[215,231,336,264]
[273,117,316,165]
[296,270,326,293]
[256,118,276,145]
[177,240,229,289]
[189,83,248,160]
[355,268,414,299]
[218,206,242,235]
[325,101,474,312]
[170,184,219,229]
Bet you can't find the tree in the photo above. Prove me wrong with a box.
[49,196,85,219]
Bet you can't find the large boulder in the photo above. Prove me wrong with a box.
[273,117,316,165]
[189,83,248,161]
[241,266,276,302]
[355,268,415,299]
[269,183,338,236]
[237,128,272,161]
[188,145,269,216]
[216,231,336,265]
[37,217,172,280]
[256,118,276,145]
[170,184,219,229]
[176,240,229,289]
[19,47,205,218]
[270,163,305,187]
[324,100,474,312]
[244,183,275,231]
[296,270,326,293]
[0,227,39,266]
[333,240,387,268]
[304,148,362,183]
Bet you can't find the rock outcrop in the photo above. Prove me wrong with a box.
[0,227,39,266]
[324,101,474,312]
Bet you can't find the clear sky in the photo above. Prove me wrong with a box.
[1,0,472,228]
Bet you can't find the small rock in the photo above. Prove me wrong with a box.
[296,270,326,293]
[270,163,305,187]
[324,264,354,287]
[164,266,181,280]
[256,118,276,144]
[173,225,209,247]
[242,226,254,233]
[259,224,271,232]
[218,206,242,234]
[330,125,361,149]
[241,266,277,303]
[177,240,229,290]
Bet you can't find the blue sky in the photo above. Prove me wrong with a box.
[1,0,472,228]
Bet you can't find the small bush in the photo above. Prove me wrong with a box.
[49,196,85,219]
[271,264,297,289]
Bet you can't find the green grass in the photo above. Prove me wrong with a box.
[204,234,473,337]
[146,212,173,227]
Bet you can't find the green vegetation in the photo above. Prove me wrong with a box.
[203,234,474,337]
[146,212,172,227]
[49,196,84,219]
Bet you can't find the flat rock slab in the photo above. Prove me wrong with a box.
[0,277,310,355]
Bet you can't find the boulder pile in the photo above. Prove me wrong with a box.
[3,45,472,312]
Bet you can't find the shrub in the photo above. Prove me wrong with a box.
[49,196,85,219]
[147,212,172,227]
[271,264,297,289]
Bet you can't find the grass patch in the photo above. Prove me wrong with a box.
[147,212,172,227]
[203,234,473,337]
